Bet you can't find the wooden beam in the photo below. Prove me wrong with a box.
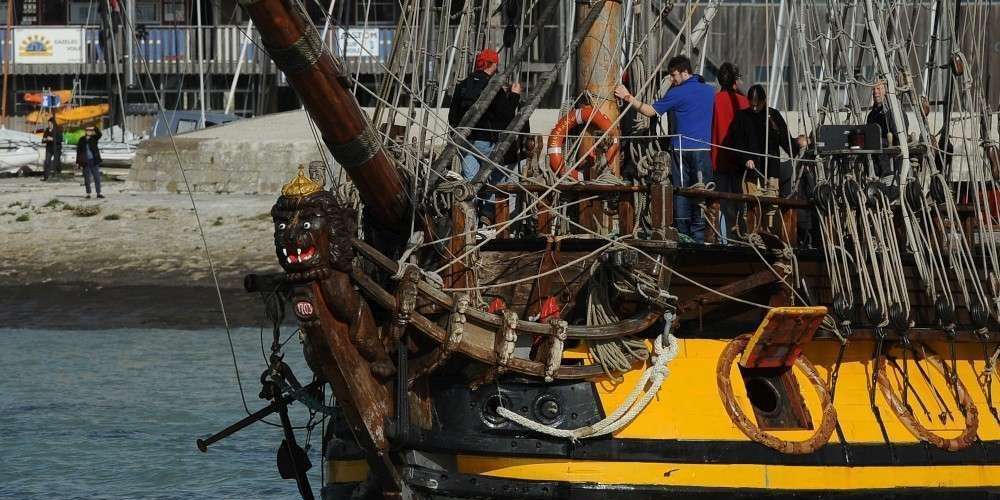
[677,269,779,316]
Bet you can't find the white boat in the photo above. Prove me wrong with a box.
[0,127,43,175]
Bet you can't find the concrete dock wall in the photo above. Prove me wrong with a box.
[128,107,565,194]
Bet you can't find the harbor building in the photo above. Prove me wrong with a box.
[0,0,996,124]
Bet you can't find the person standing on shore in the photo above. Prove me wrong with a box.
[41,117,63,181]
[76,126,104,199]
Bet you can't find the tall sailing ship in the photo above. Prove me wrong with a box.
[195,0,1000,497]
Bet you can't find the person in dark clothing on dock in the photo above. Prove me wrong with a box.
[729,85,806,180]
[76,126,104,199]
[866,80,908,178]
[41,117,63,181]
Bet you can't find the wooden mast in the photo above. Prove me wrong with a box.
[576,1,623,230]
[576,0,622,170]
[237,0,410,229]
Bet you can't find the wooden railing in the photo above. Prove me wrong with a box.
[483,181,810,247]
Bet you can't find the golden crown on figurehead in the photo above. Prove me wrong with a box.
[281,166,323,198]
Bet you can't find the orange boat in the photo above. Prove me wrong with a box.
[26,104,109,126]
[23,90,73,106]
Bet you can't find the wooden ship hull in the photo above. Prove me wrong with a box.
[196,0,1000,497]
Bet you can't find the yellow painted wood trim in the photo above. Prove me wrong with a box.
[457,455,1000,490]
[326,459,368,483]
[593,338,999,443]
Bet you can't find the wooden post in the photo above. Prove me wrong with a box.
[744,179,761,234]
[704,198,721,244]
[650,183,674,240]
[495,194,510,239]
[537,195,555,236]
[618,193,635,236]
[446,202,471,289]
[780,207,798,247]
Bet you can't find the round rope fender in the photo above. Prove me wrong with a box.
[716,334,839,454]
[546,106,620,178]
[875,343,979,451]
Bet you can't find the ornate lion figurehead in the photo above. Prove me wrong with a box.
[272,167,356,282]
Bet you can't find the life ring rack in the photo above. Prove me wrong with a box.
[546,105,620,180]
[716,334,839,454]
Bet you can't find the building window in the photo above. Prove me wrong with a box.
[176,119,198,134]
[135,0,159,23]
[162,0,185,24]
[354,0,396,24]
[21,0,39,24]
[41,0,68,24]
[67,0,98,24]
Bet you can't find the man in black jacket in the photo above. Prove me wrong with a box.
[449,48,522,178]
[76,126,104,199]
[41,117,63,180]
[866,80,908,178]
[448,48,522,228]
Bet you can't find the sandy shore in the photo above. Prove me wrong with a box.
[0,174,286,328]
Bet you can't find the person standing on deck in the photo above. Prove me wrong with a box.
[729,85,807,187]
[614,55,716,243]
[76,126,104,199]
[711,63,749,241]
[448,48,522,231]
[41,117,63,181]
[866,80,908,178]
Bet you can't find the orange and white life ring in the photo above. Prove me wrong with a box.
[546,106,620,180]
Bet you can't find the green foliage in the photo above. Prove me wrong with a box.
[15,213,30,222]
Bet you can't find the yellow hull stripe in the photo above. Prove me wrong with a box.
[456,455,1000,490]
[591,338,1000,443]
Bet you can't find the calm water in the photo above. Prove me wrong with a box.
[0,328,324,499]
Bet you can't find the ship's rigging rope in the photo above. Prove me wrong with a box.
[113,2,258,420]
[212,0,1000,335]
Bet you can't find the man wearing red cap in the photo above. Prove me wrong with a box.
[448,48,522,234]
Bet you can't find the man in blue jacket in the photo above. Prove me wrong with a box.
[616,55,715,242]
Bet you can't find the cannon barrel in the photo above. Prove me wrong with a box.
[237,0,409,229]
